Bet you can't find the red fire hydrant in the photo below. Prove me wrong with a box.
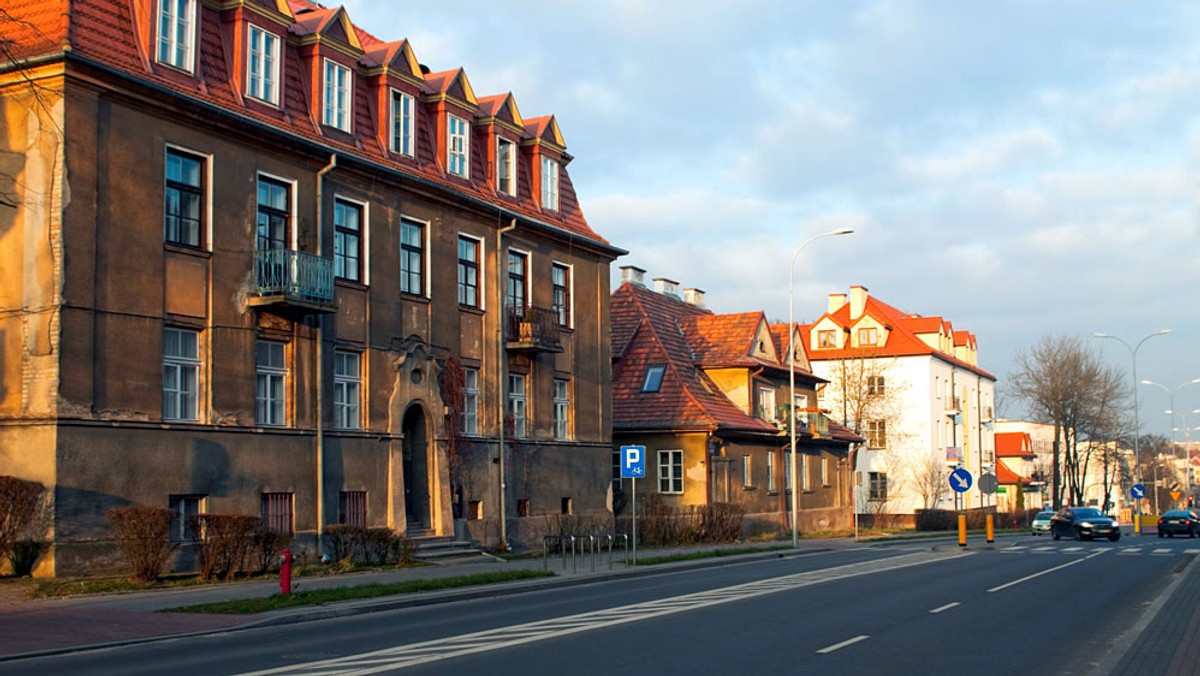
[279,548,293,596]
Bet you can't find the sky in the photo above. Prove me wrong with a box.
[340,1,1200,437]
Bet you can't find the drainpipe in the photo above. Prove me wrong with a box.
[315,154,337,555]
[496,217,517,548]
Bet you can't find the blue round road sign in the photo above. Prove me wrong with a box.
[949,467,973,493]
[1131,484,1146,500]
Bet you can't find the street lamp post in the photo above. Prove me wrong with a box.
[1093,330,1172,521]
[1141,378,1200,501]
[788,228,853,549]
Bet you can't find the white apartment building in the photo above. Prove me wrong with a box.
[803,286,996,518]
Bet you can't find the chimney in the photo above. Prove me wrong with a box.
[683,287,706,307]
[827,293,847,314]
[653,277,680,298]
[849,285,869,319]
[620,265,646,287]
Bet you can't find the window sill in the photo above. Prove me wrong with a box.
[399,293,430,304]
[335,278,369,292]
[459,304,484,316]
[164,242,210,258]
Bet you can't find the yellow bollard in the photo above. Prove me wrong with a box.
[986,514,994,543]
[1134,513,1140,535]
[958,514,967,547]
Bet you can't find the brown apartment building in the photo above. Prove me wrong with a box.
[0,0,623,575]
[611,268,862,535]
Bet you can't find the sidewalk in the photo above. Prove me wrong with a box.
[0,539,842,659]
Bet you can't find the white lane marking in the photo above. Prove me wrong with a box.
[1063,546,1084,552]
[929,602,960,614]
[817,635,870,654]
[240,551,966,675]
[1007,545,1028,551]
[1032,546,1055,552]
[988,551,1107,593]
[1186,549,1200,554]
[1153,548,1172,555]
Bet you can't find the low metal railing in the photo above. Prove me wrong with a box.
[543,532,629,572]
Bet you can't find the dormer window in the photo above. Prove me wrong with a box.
[390,90,414,156]
[497,137,516,195]
[858,327,878,346]
[323,59,352,132]
[157,0,197,72]
[818,329,837,348]
[448,115,470,178]
[247,25,280,105]
[540,156,559,211]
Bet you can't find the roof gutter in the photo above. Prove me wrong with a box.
[63,52,628,259]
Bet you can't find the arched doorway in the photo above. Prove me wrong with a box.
[402,405,430,531]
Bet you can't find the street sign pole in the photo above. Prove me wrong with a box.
[620,445,646,567]
[631,476,637,566]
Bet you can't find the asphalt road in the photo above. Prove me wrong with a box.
[3,536,1196,676]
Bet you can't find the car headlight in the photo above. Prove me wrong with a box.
[1080,521,1093,528]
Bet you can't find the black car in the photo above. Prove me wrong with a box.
[1157,510,1200,538]
[1050,507,1121,541]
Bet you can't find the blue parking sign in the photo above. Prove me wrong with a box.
[621,445,646,479]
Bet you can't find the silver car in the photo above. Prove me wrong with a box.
[1031,510,1054,535]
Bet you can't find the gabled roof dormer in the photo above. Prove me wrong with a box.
[477,93,526,198]
[360,40,425,158]
[218,0,295,109]
[524,115,568,212]
[291,5,364,134]
[423,68,480,181]
[750,319,779,363]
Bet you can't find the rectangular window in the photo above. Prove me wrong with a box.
[818,330,837,348]
[247,25,280,105]
[256,176,290,250]
[169,494,204,542]
[658,450,683,494]
[157,0,195,71]
[334,198,362,282]
[497,137,516,195]
[642,365,665,393]
[339,490,367,527]
[869,472,889,501]
[552,263,571,327]
[458,236,480,307]
[448,114,469,178]
[400,218,424,296]
[784,451,793,490]
[261,492,294,534]
[390,90,414,156]
[858,327,878,346]
[462,367,479,435]
[742,455,752,489]
[323,59,351,131]
[767,451,776,491]
[801,454,811,491]
[508,373,527,438]
[333,351,361,430]
[757,387,776,420]
[553,378,570,440]
[256,340,287,426]
[612,450,622,496]
[540,156,559,211]
[867,375,886,396]
[507,251,528,310]
[821,457,830,486]
[867,420,887,448]
[163,327,200,422]
[164,148,204,247]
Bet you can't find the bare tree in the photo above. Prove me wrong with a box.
[1009,335,1128,509]
[910,453,951,510]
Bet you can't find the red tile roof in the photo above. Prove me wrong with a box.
[15,0,612,248]
[995,432,1035,458]
[996,462,1027,484]
[803,289,995,380]
[611,282,859,444]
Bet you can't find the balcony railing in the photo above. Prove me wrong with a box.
[505,305,563,353]
[778,406,832,438]
[944,396,962,415]
[247,248,336,314]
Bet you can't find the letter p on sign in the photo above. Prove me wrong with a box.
[621,445,646,478]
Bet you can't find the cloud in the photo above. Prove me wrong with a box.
[900,128,1061,182]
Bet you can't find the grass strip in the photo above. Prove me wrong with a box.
[165,569,555,614]
[635,546,790,566]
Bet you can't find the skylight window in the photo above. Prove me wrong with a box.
[642,365,665,393]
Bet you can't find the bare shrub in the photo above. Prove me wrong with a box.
[325,525,366,563]
[250,530,291,574]
[189,514,261,580]
[0,477,45,563]
[108,506,178,582]
[363,528,396,565]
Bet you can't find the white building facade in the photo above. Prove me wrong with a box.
[803,287,997,518]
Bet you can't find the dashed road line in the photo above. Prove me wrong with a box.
[988,551,1107,593]
[817,635,870,654]
[929,602,960,614]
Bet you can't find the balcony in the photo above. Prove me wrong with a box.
[247,249,337,316]
[505,305,563,353]
[780,406,832,438]
[944,396,962,416]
